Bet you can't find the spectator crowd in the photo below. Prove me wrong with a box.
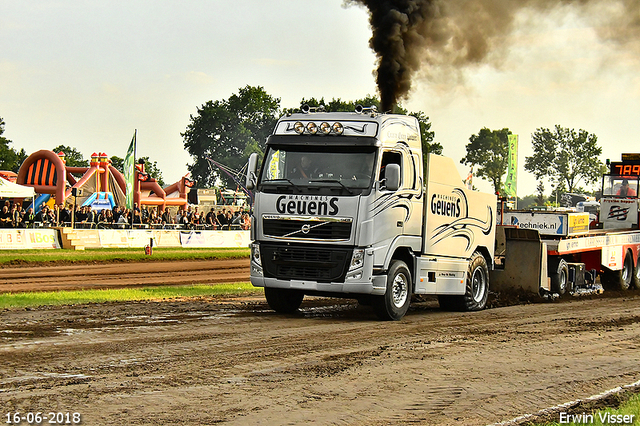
[0,200,251,231]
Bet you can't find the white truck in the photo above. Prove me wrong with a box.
[245,106,496,320]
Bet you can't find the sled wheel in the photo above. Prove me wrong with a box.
[601,251,633,291]
[550,258,569,295]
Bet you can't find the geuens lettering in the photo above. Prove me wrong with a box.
[276,195,339,216]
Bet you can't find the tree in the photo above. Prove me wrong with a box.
[535,181,545,206]
[52,145,89,167]
[524,125,605,193]
[182,85,281,188]
[460,128,512,195]
[110,155,164,187]
[0,117,27,172]
[409,111,442,158]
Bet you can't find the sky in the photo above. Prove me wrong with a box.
[1,0,639,197]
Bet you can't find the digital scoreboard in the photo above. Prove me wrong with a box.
[610,162,640,177]
[610,154,640,177]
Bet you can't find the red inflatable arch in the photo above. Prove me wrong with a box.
[17,150,191,210]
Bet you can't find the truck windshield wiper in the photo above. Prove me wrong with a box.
[309,179,354,195]
[263,178,302,191]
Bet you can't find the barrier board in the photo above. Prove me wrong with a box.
[0,229,61,249]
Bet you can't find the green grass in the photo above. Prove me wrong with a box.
[0,247,250,265]
[0,283,261,309]
[531,392,640,425]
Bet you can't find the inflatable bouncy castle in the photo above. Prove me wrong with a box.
[16,150,191,211]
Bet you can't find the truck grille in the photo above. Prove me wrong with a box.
[263,217,352,240]
[260,243,352,283]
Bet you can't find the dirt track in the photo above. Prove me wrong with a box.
[1,260,640,425]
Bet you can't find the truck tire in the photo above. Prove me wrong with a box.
[462,251,490,311]
[601,251,633,291]
[633,252,640,290]
[549,258,569,295]
[264,287,304,314]
[373,260,411,321]
[438,251,489,312]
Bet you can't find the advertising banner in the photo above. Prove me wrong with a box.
[601,197,638,230]
[0,229,60,249]
[180,230,250,248]
[504,212,589,237]
[505,134,518,198]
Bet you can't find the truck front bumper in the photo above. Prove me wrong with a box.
[250,275,387,295]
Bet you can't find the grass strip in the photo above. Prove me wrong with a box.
[0,247,250,265]
[0,283,261,309]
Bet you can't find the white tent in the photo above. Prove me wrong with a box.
[0,177,35,198]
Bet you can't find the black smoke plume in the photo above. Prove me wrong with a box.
[346,0,640,112]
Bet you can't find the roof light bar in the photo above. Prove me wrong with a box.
[293,121,345,135]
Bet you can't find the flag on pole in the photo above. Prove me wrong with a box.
[124,130,136,210]
[505,134,518,198]
[465,166,473,190]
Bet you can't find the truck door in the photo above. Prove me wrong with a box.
[372,151,406,249]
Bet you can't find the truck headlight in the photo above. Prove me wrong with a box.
[348,249,364,272]
[251,243,262,266]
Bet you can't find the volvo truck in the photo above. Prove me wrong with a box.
[245,106,496,320]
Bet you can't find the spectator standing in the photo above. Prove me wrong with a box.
[191,207,201,227]
[112,206,121,224]
[117,209,129,228]
[97,209,108,225]
[225,210,233,229]
[178,210,190,228]
[217,208,228,229]
[0,205,11,227]
[241,212,251,230]
[35,206,51,226]
[59,204,70,226]
[23,208,35,228]
[11,204,22,228]
[75,206,86,224]
[141,205,149,223]
[104,209,114,225]
[86,207,97,226]
[206,208,216,229]
[162,208,173,225]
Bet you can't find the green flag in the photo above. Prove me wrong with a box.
[505,134,518,198]
[124,130,136,209]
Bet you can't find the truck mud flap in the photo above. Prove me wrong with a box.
[490,227,550,297]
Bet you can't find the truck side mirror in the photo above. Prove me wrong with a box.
[246,153,259,190]
[384,163,400,191]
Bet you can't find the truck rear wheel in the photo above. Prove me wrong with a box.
[264,287,304,314]
[549,258,569,295]
[601,251,633,291]
[373,260,411,321]
[463,251,490,311]
[438,251,489,311]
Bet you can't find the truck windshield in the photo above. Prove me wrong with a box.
[259,146,376,191]
[602,176,638,198]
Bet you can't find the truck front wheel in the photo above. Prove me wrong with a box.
[264,287,304,314]
[373,260,411,321]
